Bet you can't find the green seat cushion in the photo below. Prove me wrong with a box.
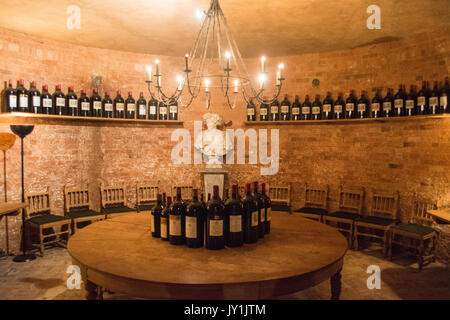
[27,214,70,225]
[325,211,360,220]
[104,206,136,214]
[357,216,394,226]
[294,207,328,215]
[66,209,103,219]
[137,204,154,211]
[392,223,435,236]
[271,204,291,212]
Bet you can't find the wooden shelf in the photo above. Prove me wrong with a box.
[0,112,184,128]
[244,114,450,126]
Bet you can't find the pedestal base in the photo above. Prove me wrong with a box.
[201,167,228,199]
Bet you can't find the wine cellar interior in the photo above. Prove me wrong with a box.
[0,0,449,303]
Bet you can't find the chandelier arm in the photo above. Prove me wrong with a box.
[155,82,181,105]
[146,81,156,100]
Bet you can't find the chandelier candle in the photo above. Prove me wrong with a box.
[206,185,225,250]
[169,187,186,245]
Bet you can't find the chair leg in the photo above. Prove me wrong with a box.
[388,232,393,260]
[39,226,44,257]
[354,225,359,250]
[382,231,388,257]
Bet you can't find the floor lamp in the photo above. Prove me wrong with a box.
[10,125,36,263]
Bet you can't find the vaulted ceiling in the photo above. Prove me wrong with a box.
[1,0,449,57]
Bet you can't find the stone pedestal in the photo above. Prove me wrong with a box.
[201,167,227,200]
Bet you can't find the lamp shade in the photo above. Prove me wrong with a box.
[10,125,34,138]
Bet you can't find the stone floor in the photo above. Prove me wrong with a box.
[0,244,448,300]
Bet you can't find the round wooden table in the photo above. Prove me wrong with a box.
[68,212,347,300]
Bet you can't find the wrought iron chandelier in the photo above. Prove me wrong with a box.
[145,0,286,109]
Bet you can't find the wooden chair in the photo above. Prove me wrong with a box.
[25,187,71,256]
[100,184,136,219]
[172,185,193,200]
[354,190,399,256]
[323,186,364,249]
[294,183,329,222]
[64,185,104,233]
[136,184,158,213]
[389,201,438,269]
[268,183,291,212]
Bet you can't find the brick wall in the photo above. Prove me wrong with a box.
[0,27,449,255]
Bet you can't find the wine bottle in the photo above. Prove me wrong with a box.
[291,95,301,120]
[225,185,244,247]
[440,77,449,113]
[322,92,333,120]
[405,85,416,117]
[200,193,206,209]
[371,89,382,118]
[41,84,52,115]
[223,189,229,203]
[67,86,78,116]
[429,81,440,115]
[162,192,167,207]
[301,95,311,120]
[53,84,66,115]
[345,90,357,119]
[334,93,344,119]
[393,84,405,117]
[269,96,280,121]
[160,196,171,241]
[137,92,147,120]
[280,95,291,120]
[206,185,225,250]
[261,183,271,234]
[16,79,29,113]
[103,91,113,118]
[29,81,41,114]
[125,91,136,119]
[4,80,17,113]
[169,187,186,245]
[148,96,158,120]
[169,98,178,120]
[242,183,258,244]
[91,88,102,118]
[159,99,168,120]
[114,90,125,118]
[252,182,265,239]
[382,88,394,118]
[259,97,269,121]
[79,89,91,117]
[186,189,205,248]
[151,194,163,238]
[246,99,256,121]
[311,94,322,120]
[416,81,428,116]
[356,90,369,119]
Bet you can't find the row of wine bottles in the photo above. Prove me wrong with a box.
[2,79,178,120]
[247,78,450,121]
[151,182,271,250]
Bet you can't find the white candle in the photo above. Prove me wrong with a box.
[205,79,210,92]
[177,76,183,91]
[146,66,152,82]
[225,51,231,70]
[261,56,266,73]
[278,63,284,80]
[185,54,189,70]
[276,71,281,86]
[155,59,160,76]
[259,74,265,90]
[233,80,239,93]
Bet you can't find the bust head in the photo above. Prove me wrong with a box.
[203,113,222,130]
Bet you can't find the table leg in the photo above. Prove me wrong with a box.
[85,280,99,300]
[330,268,342,300]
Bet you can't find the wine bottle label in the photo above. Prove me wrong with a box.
[417,96,426,106]
[170,105,177,114]
[301,107,310,114]
[394,99,403,108]
[323,104,331,112]
[105,103,113,111]
[440,96,447,107]
[150,106,157,114]
[312,106,320,114]
[371,103,380,111]
[56,97,65,107]
[160,217,167,238]
[334,105,342,113]
[229,215,242,233]
[345,103,354,111]
[150,215,155,233]
[9,95,17,108]
[81,102,90,111]
[32,96,40,107]
[69,99,77,108]
[292,107,300,115]
[127,103,135,112]
[160,106,167,115]
[260,211,265,222]
[247,108,255,116]
[209,219,223,237]
[281,106,289,113]
[260,108,268,116]
[169,215,182,236]
[43,98,52,108]
[429,97,438,107]
[270,106,279,114]
[267,208,272,221]
[19,95,28,108]
[116,102,124,111]
[139,104,146,115]
[251,211,259,227]
[405,100,414,109]
[382,102,391,111]
[185,216,197,239]
[93,101,102,110]
[357,104,366,112]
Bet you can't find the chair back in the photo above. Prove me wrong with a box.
[368,190,399,220]
[100,184,127,208]
[137,184,158,206]
[411,201,436,226]
[339,186,364,214]
[304,183,328,210]
[64,185,91,213]
[25,187,51,218]
[268,183,291,206]
[172,185,193,200]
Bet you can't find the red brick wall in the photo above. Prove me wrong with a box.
[0,27,449,254]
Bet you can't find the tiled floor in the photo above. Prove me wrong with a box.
[0,244,448,300]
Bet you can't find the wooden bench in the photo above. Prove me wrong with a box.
[136,184,158,213]
[100,184,137,219]
[295,183,329,222]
